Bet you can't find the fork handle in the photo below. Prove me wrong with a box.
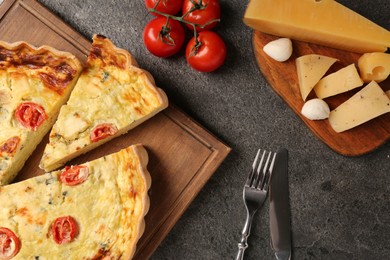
[236,210,256,260]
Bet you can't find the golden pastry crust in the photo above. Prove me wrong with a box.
[40,35,168,172]
[0,144,151,259]
[122,144,151,260]
[0,40,82,185]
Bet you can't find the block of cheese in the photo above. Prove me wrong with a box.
[358,52,390,83]
[243,0,390,53]
[296,54,338,100]
[314,64,364,99]
[328,81,390,133]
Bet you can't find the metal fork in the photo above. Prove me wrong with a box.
[236,149,276,260]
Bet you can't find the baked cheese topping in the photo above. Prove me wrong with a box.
[0,41,82,185]
[0,145,151,259]
[40,35,168,171]
[0,43,79,95]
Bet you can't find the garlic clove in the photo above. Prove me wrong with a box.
[301,98,330,120]
[263,38,293,62]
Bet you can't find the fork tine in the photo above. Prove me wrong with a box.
[257,152,276,190]
[251,150,266,188]
[252,149,261,170]
[245,149,261,187]
[264,152,276,190]
[255,151,271,189]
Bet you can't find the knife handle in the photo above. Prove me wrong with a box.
[236,210,255,260]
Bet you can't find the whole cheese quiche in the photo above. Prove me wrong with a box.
[0,41,82,185]
[0,144,151,259]
[40,35,168,172]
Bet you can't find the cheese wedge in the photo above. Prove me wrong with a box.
[314,64,364,99]
[243,0,390,53]
[358,52,390,83]
[296,54,338,100]
[329,81,390,133]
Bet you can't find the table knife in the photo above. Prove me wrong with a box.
[269,148,291,260]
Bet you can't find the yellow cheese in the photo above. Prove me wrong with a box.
[314,64,363,99]
[296,54,338,100]
[243,0,390,53]
[358,52,390,83]
[328,81,390,133]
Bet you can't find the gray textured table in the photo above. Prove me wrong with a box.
[39,1,389,259]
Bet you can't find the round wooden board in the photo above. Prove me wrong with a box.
[252,31,390,156]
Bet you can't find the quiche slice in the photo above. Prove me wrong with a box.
[40,35,168,172]
[0,144,151,259]
[0,41,82,185]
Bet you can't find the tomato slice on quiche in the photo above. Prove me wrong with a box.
[15,102,47,131]
[51,216,79,244]
[59,165,89,186]
[0,137,20,156]
[0,227,21,259]
[90,123,118,143]
[39,35,168,172]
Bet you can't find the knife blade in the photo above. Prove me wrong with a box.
[269,148,291,260]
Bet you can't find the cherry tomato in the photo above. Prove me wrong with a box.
[182,0,220,31]
[51,216,78,244]
[186,31,226,72]
[15,102,47,131]
[143,17,185,58]
[59,165,89,186]
[90,123,118,143]
[0,136,20,156]
[0,227,21,259]
[145,0,183,16]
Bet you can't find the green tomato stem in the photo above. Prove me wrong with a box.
[148,8,219,29]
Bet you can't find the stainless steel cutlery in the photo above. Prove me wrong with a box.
[236,148,291,260]
[236,149,276,260]
[269,149,291,260]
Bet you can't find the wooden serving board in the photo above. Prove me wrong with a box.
[253,31,390,156]
[0,0,231,259]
